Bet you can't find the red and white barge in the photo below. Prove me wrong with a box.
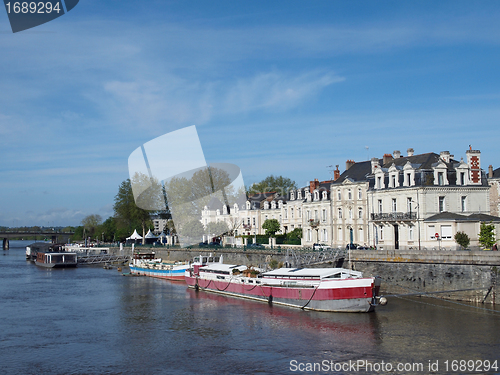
[185,263,382,313]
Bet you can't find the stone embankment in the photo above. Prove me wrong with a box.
[128,247,499,305]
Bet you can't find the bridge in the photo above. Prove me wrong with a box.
[0,231,75,249]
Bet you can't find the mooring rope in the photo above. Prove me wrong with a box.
[301,284,320,310]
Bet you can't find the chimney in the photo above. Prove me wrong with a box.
[466,149,481,185]
[393,150,401,159]
[383,153,393,166]
[440,151,450,163]
[371,157,380,174]
[309,178,320,192]
[333,165,340,181]
[407,148,414,157]
[346,160,355,170]
[489,165,494,178]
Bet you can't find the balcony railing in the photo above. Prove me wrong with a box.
[371,212,417,221]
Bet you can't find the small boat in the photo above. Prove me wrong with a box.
[185,263,382,313]
[35,252,78,268]
[129,253,222,281]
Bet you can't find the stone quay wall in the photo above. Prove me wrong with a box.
[130,247,500,305]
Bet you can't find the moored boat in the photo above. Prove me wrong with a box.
[35,252,78,268]
[185,263,382,313]
[129,253,222,281]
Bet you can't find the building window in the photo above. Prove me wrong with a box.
[338,208,342,219]
[322,191,327,200]
[284,209,288,219]
[460,172,465,185]
[349,208,352,219]
[438,172,444,186]
[407,197,412,213]
[290,191,295,200]
[439,196,445,212]
[358,208,363,219]
[358,227,363,242]
[298,208,302,217]
[392,198,397,213]
[461,196,466,212]
[247,218,250,225]
[291,208,294,218]
[307,210,310,220]
[297,190,302,199]
[377,176,382,189]
[441,225,452,239]
[337,190,341,200]
[358,189,362,199]
[348,190,352,200]
[409,226,414,240]
[307,229,312,242]
[428,225,435,239]
[314,210,319,220]
[322,209,327,222]
[378,199,382,213]
[279,215,282,223]
[391,175,396,188]
[314,191,319,201]
[380,225,384,240]
[253,217,256,226]
[405,173,410,186]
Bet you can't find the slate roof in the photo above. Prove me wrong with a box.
[492,167,500,179]
[425,212,500,222]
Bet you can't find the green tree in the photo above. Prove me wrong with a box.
[287,227,303,241]
[113,178,153,243]
[454,231,470,250]
[100,217,117,242]
[206,221,229,237]
[81,214,102,240]
[182,219,205,240]
[248,175,297,197]
[478,222,496,249]
[262,219,281,237]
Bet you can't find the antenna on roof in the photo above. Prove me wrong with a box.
[326,165,333,181]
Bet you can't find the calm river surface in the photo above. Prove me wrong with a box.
[1,240,499,375]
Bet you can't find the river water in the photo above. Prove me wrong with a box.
[1,240,499,375]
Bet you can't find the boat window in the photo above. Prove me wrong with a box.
[209,257,213,262]
[248,280,254,283]
[327,273,342,279]
[256,280,261,284]
[216,275,225,280]
[214,257,220,262]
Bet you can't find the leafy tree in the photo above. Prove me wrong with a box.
[454,231,470,250]
[268,259,279,269]
[262,219,281,237]
[113,178,153,243]
[479,222,496,249]
[248,175,297,197]
[182,219,205,240]
[287,227,303,241]
[81,214,102,240]
[100,217,117,242]
[206,221,229,237]
[71,226,84,242]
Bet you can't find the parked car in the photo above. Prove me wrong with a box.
[248,243,265,249]
[313,243,330,250]
[345,243,359,250]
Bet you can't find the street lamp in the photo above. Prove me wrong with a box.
[410,199,421,251]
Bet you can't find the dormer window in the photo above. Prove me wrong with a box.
[233,203,238,213]
[246,201,251,210]
[271,201,276,209]
[297,190,302,200]
[314,191,319,201]
[322,191,327,200]
[264,201,269,210]
[223,205,228,215]
[290,191,295,200]
[216,209,220,215]
[278,200,283,209]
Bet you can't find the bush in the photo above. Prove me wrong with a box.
[454,231,470,250]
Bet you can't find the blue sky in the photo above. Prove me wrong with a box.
[1,1,500,227]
